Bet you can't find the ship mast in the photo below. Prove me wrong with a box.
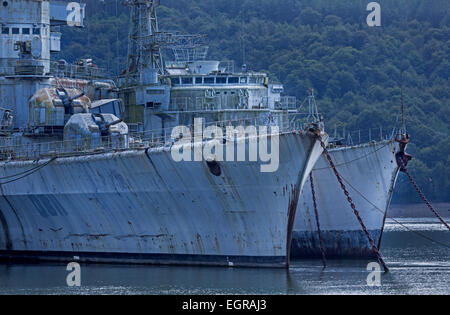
[122,0,207,87]
[123,0,163,81]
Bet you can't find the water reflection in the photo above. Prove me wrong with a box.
[0,218,448,295]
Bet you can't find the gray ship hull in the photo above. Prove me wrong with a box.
[292,140,400,258]
[0,131,323,268]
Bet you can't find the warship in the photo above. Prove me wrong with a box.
[291,126,410,258]
[0,0,327,267]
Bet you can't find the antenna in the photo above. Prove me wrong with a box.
[115,0,120,75]
[400,70,406,135]
[240,11,246,66]
[307,88,320,122]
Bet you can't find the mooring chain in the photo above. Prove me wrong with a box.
[318,138,389,273]
[398,160,450,231]
[309,173,327,268]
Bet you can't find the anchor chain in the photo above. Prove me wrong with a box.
[398,160,450,231]
[318,138,389,273]
[309,173,326,267]
[394,133,450,230]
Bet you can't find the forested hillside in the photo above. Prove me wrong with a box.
[60,0,450,203]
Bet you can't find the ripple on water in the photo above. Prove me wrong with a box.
[0,218,449,295]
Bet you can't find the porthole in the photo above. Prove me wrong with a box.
[206,160,221,177]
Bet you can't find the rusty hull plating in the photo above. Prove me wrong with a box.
[292,140,401,259]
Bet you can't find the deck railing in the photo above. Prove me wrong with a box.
[0,59,109,80]
[0,114,320,162]
[49,61,109,80]
[329,126,401,147]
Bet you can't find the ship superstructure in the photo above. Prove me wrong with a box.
[118,0,303,135]
[0,0,120,144]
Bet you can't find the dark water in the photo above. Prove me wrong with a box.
[0,218,448,295]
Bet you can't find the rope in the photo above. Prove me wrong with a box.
[404,116,448,138]
[0,157,57,185]
[309,173,326,267]
[339,173,450,249]
[399,160,450,231]
[318,137,389,273]
[0,159,54,180]
[400,70,406,134]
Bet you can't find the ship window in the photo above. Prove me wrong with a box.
[147,89,165,95]
[12,28,19,35]
[1,27,9,35]
[32,28,40,35]
[145,102,161,108]
[216,77,227,84]
[182,77,193,85]
[172,77,180,85]
[240,77,247,84]
[228,77,239,84]
[204,77,215,84]
[249,77,257,84]
[22,28,30,35]
[195,77,203,84]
